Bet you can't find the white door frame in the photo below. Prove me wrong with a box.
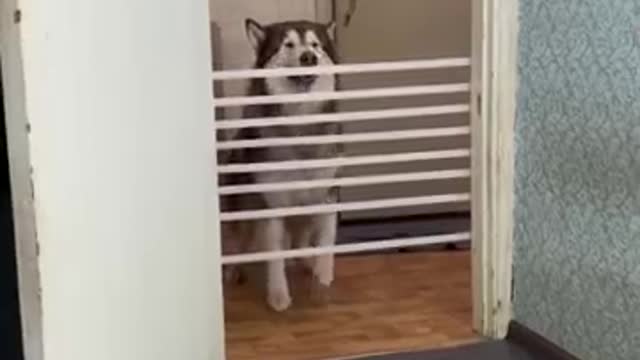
[0,1,518,359]
[471,0,518,338]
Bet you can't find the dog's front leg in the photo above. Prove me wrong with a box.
[261,218,292,312]
[312,213,337,290]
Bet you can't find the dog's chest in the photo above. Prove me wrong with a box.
[282,102,324,119]
[257,76,340,207]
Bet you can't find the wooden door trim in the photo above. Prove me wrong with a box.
[470,0,519,338]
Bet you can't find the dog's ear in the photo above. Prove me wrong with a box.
[325,21,336,40]
[245,18,266,51]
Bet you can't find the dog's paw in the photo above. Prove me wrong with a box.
[267,288,292,312]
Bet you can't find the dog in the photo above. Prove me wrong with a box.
[218,18,341,312]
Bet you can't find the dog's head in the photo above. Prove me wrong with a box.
[245,19,337,89]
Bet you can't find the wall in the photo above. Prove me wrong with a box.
[335,0,471,219]
[514,1,640,359]
[17,1,223,359]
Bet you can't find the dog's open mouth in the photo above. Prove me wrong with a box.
[287,75,318,86]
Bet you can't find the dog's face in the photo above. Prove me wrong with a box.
[245,19,337,90]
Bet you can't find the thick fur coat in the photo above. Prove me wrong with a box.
[219,19,341,312]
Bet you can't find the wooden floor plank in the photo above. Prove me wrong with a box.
[224,251,477,360]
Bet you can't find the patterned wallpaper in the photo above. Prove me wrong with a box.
[514,1,640,359]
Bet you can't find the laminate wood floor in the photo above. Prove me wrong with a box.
[223,251,477,360]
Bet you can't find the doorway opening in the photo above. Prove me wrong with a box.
[211,1,478,359]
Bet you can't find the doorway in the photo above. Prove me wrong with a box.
[211,0,478,359]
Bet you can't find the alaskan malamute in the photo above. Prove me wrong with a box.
[220,18,341,312]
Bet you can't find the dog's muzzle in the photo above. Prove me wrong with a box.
[288,51,319,86]
[287,75,318,86]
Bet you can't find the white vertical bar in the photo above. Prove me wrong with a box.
[19,1,223,360]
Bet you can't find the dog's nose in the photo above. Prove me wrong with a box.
[299,51,318,66]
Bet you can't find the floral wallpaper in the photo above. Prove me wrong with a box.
[513,1,640,359]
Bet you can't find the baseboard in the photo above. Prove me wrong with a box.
[507,321,580,360]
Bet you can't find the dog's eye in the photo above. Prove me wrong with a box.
[284,42,294,49]
[311,42,320,48]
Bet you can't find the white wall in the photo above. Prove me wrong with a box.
[335,0,471,219]
[16,1,223,359]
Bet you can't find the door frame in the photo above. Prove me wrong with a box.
[470,0,518,338]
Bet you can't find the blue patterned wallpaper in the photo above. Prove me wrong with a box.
[514,1,640,359]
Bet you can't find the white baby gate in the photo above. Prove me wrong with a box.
[212,57,472,264]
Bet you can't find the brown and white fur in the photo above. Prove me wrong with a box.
[219,19,341,312]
